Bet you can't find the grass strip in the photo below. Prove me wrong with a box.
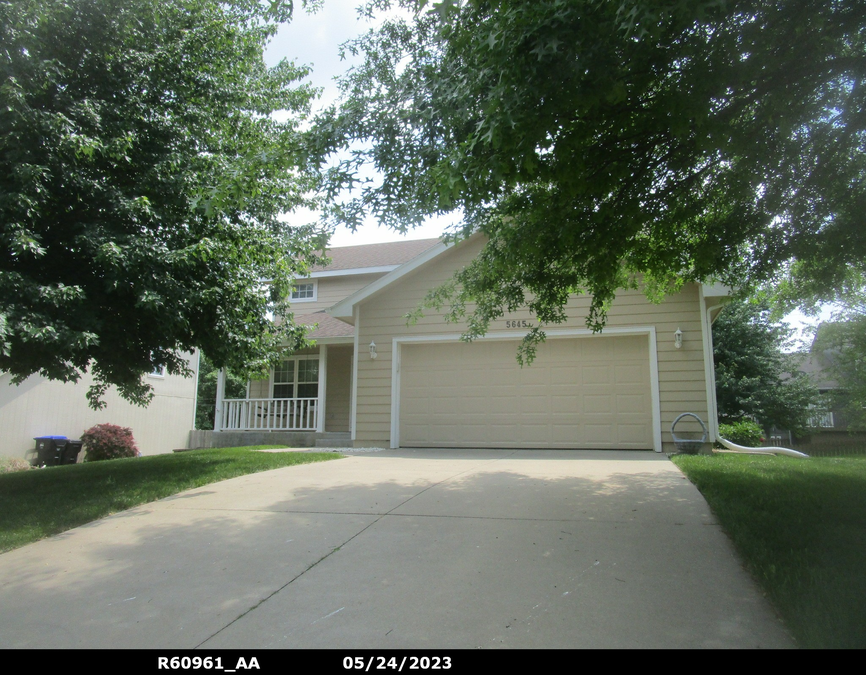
[671,453,866,648]
[0,446,341,553]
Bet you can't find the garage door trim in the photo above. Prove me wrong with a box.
[390,326,661,452]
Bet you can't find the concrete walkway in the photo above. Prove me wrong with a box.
[0,449,795,649]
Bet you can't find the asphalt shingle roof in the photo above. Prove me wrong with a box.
[296,312,355,339]
[311,238,441,272]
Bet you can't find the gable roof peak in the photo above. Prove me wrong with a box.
[311,238,441,273]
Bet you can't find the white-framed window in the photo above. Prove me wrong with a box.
[148,365,166,378]
[272,357,319,399]
[291,281,317,302]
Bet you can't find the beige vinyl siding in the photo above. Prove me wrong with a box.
[248,376,269,399]
[353,235,709,452]
[325,346,352,432]
[291,273,386,316]
[0,352,198,459]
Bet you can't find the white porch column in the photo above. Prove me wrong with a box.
[214,368,226,432]
[317,346,328,433]
[350,305,359,440]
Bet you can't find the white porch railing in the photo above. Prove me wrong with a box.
[221,398,319,431]
[807,410,835,429]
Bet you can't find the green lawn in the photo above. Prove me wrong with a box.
[0,447,341,553]
[672,453,866,649]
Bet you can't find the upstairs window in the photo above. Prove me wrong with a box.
[291,281,316,302]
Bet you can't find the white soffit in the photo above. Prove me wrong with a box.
[701,282,732,297]
[307,265,400,279]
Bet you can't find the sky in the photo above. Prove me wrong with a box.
[265,2,447,247]
[263,3,832,341]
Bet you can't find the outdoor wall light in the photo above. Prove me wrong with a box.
[674,328,683,349]
[369,341,377,360]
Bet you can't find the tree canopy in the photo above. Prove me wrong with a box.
[319,0,866,357]
[713,300,817,434]
[1,0,325,407]
[194,354,247,430]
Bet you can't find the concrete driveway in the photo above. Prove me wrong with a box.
[0,449,795,649]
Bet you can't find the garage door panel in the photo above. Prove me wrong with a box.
[419,371,454,387]
[584,424,614,444]
[520,422,550,440]
[430,397,460,415]
[616,394,648,414]
[550,366,581,385]
[459,396,489,414]
[617,424,652,445]
[616,364,647,385]
[519,395,549,414]
[549,425,584,445]
[401,403,430,419]
[551,395,580,414]
[462,424,495,443]
[582,365,612,385]
[484,369,517,387]
[483,413,517,426]
[490,398,522,416]
[399,337,653,449]
[584,394,612,414]
[519,368,550,386]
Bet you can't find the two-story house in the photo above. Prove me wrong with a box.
[195,233,728,453]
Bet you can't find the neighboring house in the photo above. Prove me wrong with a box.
[798,323,861,437]
[1,352,199,461]
[196,234,728,453]
[766,323,866,454]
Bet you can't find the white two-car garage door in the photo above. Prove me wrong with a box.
[398,335,654,449]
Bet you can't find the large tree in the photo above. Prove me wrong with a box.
[319,0,866,359]
[713,300,818,434]
[1,0,326,407]
[194,354,247,430]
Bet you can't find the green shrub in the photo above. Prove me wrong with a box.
[718,421,765,447]
[81,424,140,462]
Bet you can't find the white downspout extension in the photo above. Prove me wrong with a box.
[716,435,809,458]
[706,304,809,459]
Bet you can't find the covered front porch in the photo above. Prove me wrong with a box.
[211,338,354,442]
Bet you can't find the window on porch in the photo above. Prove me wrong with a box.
[216,355,324,432]
[273,358,319,399]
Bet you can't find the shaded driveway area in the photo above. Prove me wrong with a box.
[0,449,794,648]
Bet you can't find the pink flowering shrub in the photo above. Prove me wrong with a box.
[81,424,140,462]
